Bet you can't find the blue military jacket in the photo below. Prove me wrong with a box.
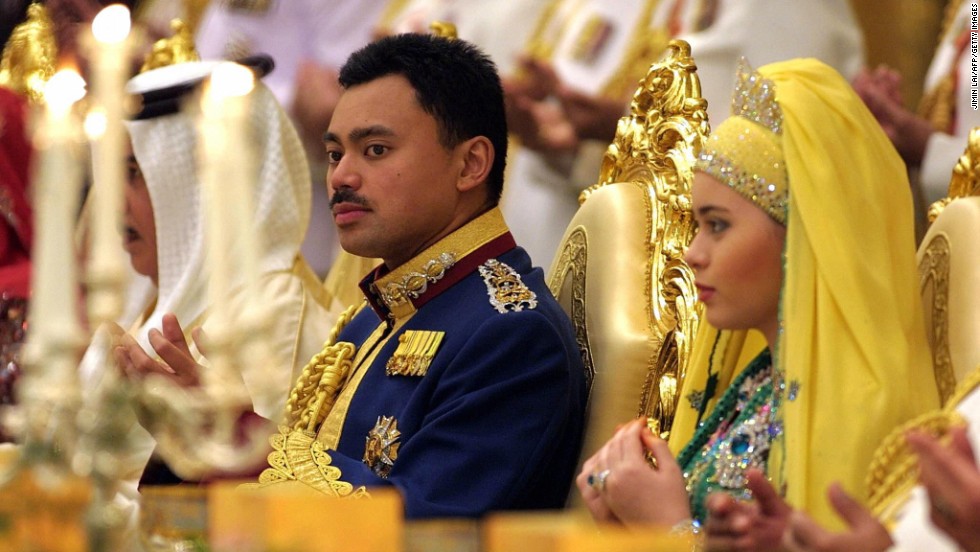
[280,208,587,518]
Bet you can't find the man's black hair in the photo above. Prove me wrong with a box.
[339,33,508,205]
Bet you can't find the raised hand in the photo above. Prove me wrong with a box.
[705,469,792,552]
[907,426,980,552]
[783,483,892,552]
[112,313,202,388]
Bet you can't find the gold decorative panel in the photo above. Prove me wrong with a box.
[548,39,708,466]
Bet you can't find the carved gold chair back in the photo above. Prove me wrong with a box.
[918,128,980,404]
[547,40,708,485]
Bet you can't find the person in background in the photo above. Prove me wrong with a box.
[0,87,33,411]
[853,0,978,211]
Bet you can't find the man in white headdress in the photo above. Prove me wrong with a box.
[78,56,336,543]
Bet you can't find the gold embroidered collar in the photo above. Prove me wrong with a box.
[360,208,515,320]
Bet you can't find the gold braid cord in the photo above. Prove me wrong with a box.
[586,39,707,438]
[866,364,980,520]
[929,127,980,222]
[244,303,369,498]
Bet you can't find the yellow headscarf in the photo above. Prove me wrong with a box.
[669,58,939,529]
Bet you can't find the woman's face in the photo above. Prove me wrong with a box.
[685,173,785,341]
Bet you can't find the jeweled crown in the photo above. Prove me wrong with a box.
[696,58,789,224]
[731,57,782,135]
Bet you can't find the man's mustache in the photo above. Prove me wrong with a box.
[329,188,369,208]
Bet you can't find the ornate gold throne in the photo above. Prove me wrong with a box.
[918,127,980,404]
[547,40,709,477]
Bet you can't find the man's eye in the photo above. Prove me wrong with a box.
[367,144,388,156]
[326,150,343,164]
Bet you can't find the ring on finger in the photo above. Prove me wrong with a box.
[588,468,611,492]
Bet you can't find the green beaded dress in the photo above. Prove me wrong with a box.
[676,350,776,522]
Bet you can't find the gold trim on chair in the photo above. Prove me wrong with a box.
[928,126,980,222]
[592,39,708,433]
[548,39,708,462]
[550,227,594,396]
[918,233,955,404]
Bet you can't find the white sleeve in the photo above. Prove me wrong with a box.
[920,131,963,205]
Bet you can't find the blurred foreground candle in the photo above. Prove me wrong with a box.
[199,62,255,328]
[197,63,261,423]
[84,4,133,324]
[22,69,87,437]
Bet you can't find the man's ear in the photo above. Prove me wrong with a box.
[456,136,493,193]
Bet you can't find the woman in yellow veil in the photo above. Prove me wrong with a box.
[575,57,938,538]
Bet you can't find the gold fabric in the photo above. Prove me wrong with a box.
[768,59,938,528]
[672,58,939,529]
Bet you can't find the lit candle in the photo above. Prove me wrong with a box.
[83,4,133,325]
[24,69,87,403]
[197,63,266,414]
[199,63,256,326]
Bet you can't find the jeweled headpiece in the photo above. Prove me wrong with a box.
[697,58,788,224]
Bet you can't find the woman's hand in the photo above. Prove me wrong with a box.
[782,483,892,552]
[577,419,691,527]
[705,469,792,551]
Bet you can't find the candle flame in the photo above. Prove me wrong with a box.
[92,4,132,44]
[43,70,87,115]
[210,63,255,98]
[84,108,108,139]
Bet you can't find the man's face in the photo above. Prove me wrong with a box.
[324,74,465,268]
[123,148,158,285]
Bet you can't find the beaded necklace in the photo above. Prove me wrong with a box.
[677,350,775,522]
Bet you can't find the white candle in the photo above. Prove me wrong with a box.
[24,69,87,404]
[197,63,264,415]
[84,4,132,325]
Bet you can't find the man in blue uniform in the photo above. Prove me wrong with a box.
[255,32,588,518]
[129,33,588,518]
